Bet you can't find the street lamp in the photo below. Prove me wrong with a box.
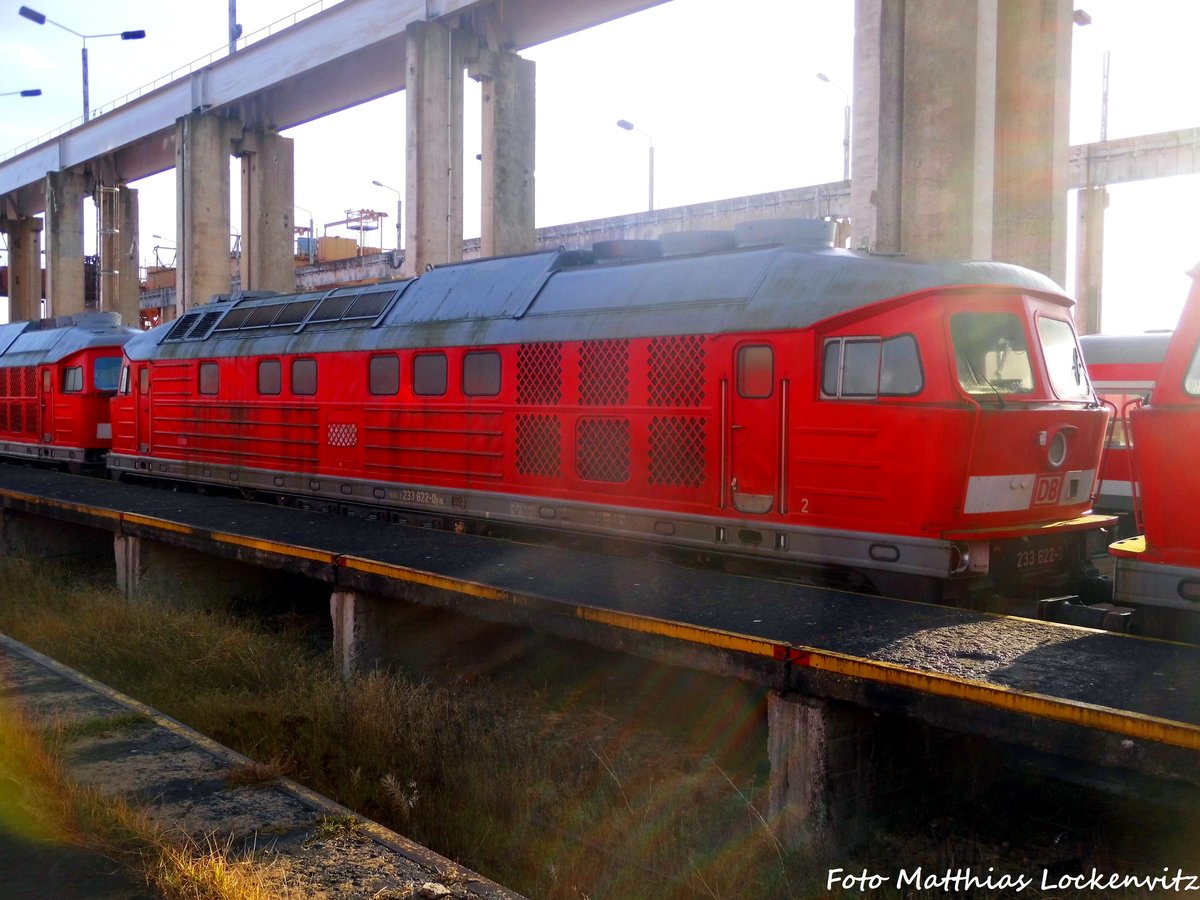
[18,6,145,122]
[371,180,402,251]
[0,89,41,98]
[816,72,851,182]
[616,119,654,212]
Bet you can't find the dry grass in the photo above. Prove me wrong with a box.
[0,691,299,900]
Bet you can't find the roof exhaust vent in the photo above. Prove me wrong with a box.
[658,230,737,257]
[591,239,662,262]
[734,218,835,249]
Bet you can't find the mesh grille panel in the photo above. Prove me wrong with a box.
[648,335,706,407]
[649,416,708,487]
[517,343,562,405]
[579,340,629,406]
[515,414,561,477]
[576,417,630,483]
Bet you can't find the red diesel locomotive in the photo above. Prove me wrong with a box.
[1109,265,1200,627]
[108,220,1112,613]
[1079,331,1170,529]
[0,312,137,471]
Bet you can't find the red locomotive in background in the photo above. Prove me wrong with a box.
[1108,264,1200,635]
[108,220,1113,617]
[0,312,137,471]
[1079,331,1170,533]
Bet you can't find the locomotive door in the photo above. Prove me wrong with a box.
[38,367,52,446]
[135,364,152,453]
[728,343,780,514]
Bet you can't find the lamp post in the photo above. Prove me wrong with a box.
[616,119,654,212]
[294,204,315,264]
[0,89,41,98]
[371,180,403,251]
[18,6,145,122]
[816,72,851,182]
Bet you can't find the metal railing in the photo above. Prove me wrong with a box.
[1,0,332,163]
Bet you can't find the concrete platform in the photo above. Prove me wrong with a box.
[0,634,522,900]
[2,465,1200,783]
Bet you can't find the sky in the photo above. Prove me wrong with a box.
[0,0,1197,334]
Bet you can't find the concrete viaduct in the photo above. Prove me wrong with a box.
[0,0,1197,335]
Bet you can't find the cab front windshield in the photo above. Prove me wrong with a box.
[951,312,1033,397]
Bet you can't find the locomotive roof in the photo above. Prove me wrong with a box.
[124,238,1067,362]
[1079,331,1173,366]
[0,312,138,368]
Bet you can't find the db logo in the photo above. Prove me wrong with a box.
[1032,474,1064,506]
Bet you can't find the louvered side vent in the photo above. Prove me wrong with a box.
[517,343,562,405]
[578,339,629,406]
[576,417,631,483]
[649,416,707,487]
[648,335,706,407]
[515,414,561,477]
[22,366,35,396]
[23,402,36,434]
[184,310,224,340]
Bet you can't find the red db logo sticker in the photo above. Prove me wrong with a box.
[1032,474,1064,506]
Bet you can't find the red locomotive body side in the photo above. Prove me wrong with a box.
[1110,267,1200,617]
[110,226,1112,611]
[0,313,136,470]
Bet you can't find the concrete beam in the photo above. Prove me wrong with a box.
[994,0,1072,284]
[1,509,108,562]
[330,588,416,679]
[175,113,234,318]
[237,130,297,295]
[404,20,468,276]
[471,49,536,258]
[45,170,89,318]
[0,216,44,321]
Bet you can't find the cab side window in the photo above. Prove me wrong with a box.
[822,335,923,399]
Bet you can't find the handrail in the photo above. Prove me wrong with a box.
[0,0,331,163]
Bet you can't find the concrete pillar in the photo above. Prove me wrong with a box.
[45,171,89,318]
[176,112,233,319]
[470,48,536,258]
[116,187,141,327]
[850,0,905,253]
[994,0,1072,284]
[237,130,296,294]
[767,692,990,850]
[0,217,44,321]
[331,588,412,679]
[114,533,284,606]
[404,20,467,276]
[1074,186,1107,335]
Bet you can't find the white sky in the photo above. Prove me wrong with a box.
[0,0,1197,334]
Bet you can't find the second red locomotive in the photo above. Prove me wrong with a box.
[108,220,1113,616]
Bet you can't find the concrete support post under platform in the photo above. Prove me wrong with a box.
[470,48,536,259]
[993,0,1072,285]
[0,216,44,322]
[330,588,412,680]
[176,113,234,319]
[404,20,467,277]
[237,130,296,294]
[767,692,992,850]
[114,533,283,607]
[45,170,90,318]
[1074,185,1108,335]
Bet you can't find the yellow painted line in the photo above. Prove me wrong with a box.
[339,555,512,603]
[120,512,196,535]
[212,532,336,565]
[0,487,123,522]
[576,606,1200,751]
